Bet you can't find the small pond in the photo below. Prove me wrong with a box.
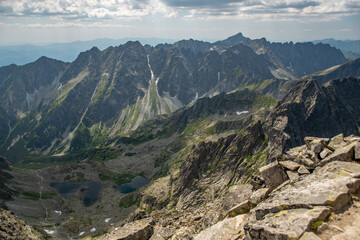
[113,176,149,194]
[50,181,102,207]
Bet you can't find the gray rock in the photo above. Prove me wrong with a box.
[307,138,329,153]
[150,227,176,240]
[194,209,221,233]
[300,232,322,240]
[319,142,356,167]
[100,218,154,240]
[320,148,333,159]
[344,135,360,142]
[221,184,253,211]
[194,214,247,240]
[259,162,288,190]
[304,136,319,145]
[245,161,360,239]
[254,162,360,219]
[227,200,252,217]
[298,165,310,175]
[287,171,299,180]
[249,175,265,190]
[245,207,330,240]
[328,133,347,150]
[296,157,316,169]
[128,210,151,222]
[170,229,193,240]
[279,161,300,171]
[249,188,270,206]
[355,142,360,160]
[305,137,330,145]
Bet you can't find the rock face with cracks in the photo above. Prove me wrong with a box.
[245,159,360,239]
[99,218,154,240]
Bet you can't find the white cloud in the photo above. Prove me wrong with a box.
[0,0,172,19]
[0,0,358,22]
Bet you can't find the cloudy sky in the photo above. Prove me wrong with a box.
[0,0,359,45]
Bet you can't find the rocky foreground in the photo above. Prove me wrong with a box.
[100,133,360,240]
[0,209,42,240]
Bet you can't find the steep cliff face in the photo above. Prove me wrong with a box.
[169,121,267,210]
[264,77,360,161]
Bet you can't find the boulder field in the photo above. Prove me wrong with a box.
[101,134,360,240]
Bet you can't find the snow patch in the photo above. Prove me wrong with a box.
[90,228,96,233]
[105,218,111,223]
[190,92,199,104]
[236,111,249,116]
[79,232,85,236]
[55,210,62,215]
[44,229,55,235]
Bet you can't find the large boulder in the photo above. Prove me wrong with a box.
[245,161,360,239]
[194,214,247,240]
[319,142,356,167]
[245,207,330,240]
[100,218,154,240]
[355,142,360,160]
[259,162,288,190]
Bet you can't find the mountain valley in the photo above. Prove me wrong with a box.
[0,33,360,239]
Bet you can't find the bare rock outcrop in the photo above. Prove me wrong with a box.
[100,217,154,240]
[244,133,360,239]
[0,209,41,240]
[194,214,247,240]
[264,77,360,162]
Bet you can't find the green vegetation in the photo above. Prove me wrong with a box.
[242,149,268,182]
[254,95,278,110]
[69,124,91,152]
[92,74,109,104]
[21,191,57,201]
[310,220,323,231]
[99,170,137,185]
[89,124,109,148]
[180,115,208,138]
[22,191,40,201]
[13,147,118,170]
[50,69,89,112]
[154,150,173,168]
[119,194,140,208]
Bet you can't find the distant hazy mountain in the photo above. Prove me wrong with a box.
[312,38,360,60]
[0,38,176,67]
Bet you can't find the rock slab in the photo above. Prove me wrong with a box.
[245,161,360,240]
[100,218,154,240]
[194,214,247,240]
[259,162,288,190]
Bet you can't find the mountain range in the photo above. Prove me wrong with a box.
[1,32,360,239]
[312,38,360,60]
[2,35,359,68]
[0,32,351,163]
[0,38,177,67]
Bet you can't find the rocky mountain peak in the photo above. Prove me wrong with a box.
[264,77,360,162]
